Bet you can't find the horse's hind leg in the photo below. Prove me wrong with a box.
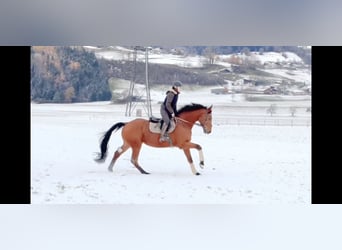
[108,143,129,172]
[130,144,150,174]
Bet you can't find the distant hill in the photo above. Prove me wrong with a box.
[31,46,311,103]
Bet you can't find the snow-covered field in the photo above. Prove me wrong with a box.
[31,89,311,204]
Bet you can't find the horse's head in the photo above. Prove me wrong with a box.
[177,103,213,134]
[198,105,212,134]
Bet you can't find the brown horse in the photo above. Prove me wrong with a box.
[95,103,212,175]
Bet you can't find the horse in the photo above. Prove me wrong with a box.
[94,103,212,175]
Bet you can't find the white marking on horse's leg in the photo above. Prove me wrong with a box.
[199,149,204,168]
[108,160,115,172]
[183,147,200,175]
[108,146,125,172]
[190,163,199,175]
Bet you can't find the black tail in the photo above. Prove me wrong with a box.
[94,122,126,162]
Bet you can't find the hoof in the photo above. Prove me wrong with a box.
[196,172,201,175]
[108,167,113,172]
[199,161,204,169]
[142,172,150,175]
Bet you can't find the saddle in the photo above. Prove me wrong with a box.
[148,117,176,134]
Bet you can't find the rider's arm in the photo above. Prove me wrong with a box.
[165,92,175,114]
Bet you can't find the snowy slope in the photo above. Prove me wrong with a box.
[89,46,311,85]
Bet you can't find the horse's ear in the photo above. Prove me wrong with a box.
[208,105,213,113]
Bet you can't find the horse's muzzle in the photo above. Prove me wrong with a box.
[203,127,212,134]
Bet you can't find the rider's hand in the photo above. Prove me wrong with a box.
[171,113,177,123]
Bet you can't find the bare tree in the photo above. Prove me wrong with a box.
[241,47,251,56]
[266,104,277,116]
[203,47,217,65]
[289,106,297,117]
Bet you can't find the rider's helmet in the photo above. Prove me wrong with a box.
[173,81,182,88]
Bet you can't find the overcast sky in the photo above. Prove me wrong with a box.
[1,0,341,44]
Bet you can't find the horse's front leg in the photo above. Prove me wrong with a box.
[182,142,204,175]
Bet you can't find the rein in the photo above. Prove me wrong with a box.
[175,117,202,127]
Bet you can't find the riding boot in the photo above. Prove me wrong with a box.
[159,123,170,142]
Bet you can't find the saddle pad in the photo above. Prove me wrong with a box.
[149,120,176,134]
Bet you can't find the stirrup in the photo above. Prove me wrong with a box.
[159,134,170,142]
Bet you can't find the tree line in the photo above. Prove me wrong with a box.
[31,46,111,103]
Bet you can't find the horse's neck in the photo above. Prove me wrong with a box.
[179,112,200,124]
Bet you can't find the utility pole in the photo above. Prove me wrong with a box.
[125,46,152,117]
[145,47,152,117]
[125,48,137,116]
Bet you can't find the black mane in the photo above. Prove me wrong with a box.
[177,103,207,115]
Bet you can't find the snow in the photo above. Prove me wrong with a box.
[260,67,311,84]
[251,51,303,64]
[93,46,307,69]
[96,47,206,68]
[93,46,311,86]
[31,88,311,204]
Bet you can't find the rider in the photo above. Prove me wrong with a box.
[159,81,182,142]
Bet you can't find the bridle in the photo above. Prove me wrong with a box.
[175,110,211,133]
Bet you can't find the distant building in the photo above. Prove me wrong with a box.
[211,86,230,95]
[263,86,278,94]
